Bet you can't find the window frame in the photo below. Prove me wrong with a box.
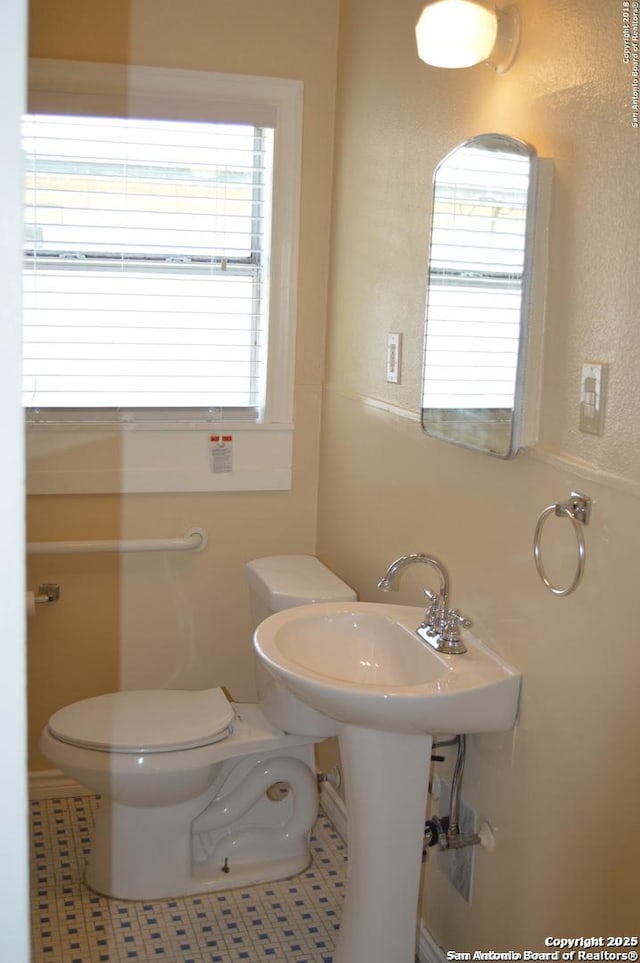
[25,59,303,494]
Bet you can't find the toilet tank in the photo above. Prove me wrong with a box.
[246,555,356,737]
[245,554,357,629]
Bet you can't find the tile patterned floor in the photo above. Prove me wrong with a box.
[30,795,347,962]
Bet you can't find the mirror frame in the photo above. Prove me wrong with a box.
[421,133,548,459]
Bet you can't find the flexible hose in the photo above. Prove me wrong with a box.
[448,734,465,838]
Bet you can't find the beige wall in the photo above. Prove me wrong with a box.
[318,0,640,946]
[26,0,339,768]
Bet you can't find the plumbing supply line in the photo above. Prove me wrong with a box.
[448,734,466,838]
[444,829,481,849]
[425,734,483,855]
[432,737,460,749]
[26,527,207,555]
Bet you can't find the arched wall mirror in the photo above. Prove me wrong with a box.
[421,133,551,458]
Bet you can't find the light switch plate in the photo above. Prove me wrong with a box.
[579,361,608,435]
[386,333,402,384]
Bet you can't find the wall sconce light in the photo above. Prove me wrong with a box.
[415,0,520,73]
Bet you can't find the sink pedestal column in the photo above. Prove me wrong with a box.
[334,724,433,963]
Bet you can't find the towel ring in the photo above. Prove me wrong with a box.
[533,491,592,597]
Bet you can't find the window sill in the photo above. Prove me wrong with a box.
[26,422,294,494]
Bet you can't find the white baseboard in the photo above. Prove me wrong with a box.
[319,780,348,840]
[320,783,446,963]
[417,924,448,963]
[29,768,91,800]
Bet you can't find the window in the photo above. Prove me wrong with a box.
[24,115,273,414]
[26,60,302,494]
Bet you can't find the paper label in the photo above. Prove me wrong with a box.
[209,434,233,474]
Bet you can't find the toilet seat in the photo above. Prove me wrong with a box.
[47,687,236,753]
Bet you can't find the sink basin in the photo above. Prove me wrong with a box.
[254,601,521,735]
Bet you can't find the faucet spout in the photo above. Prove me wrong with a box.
[377,552,449,604]
[377,553,469,655]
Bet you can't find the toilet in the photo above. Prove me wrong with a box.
[40,555,356,901]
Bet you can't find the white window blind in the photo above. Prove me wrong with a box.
[24,113,274,414]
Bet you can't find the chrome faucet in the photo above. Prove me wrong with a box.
[377,553,470,655]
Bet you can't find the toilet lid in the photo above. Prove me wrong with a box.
[47,687,236,753]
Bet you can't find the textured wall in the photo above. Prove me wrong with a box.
[318,0,640,944]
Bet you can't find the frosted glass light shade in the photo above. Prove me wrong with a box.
[415,0,499,68]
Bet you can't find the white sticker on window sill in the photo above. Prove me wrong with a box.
[209,434,233,473]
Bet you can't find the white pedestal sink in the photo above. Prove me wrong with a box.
[254,601,521,963]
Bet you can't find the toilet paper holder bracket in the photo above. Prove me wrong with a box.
[35,583,60,604]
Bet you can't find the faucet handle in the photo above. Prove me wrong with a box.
[440,609,472,652]
[422,589,444,631]
[447,608,472,630]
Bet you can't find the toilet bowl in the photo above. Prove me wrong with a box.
[40,555,356,900]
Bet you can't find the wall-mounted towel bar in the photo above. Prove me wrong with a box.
[26,527,207,556]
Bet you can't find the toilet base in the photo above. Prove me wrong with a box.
[86,798,313,899]
[84,746,319,901]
